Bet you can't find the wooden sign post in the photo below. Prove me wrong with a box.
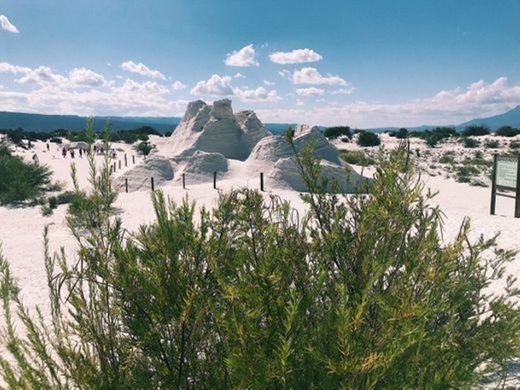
[490,154,520,218]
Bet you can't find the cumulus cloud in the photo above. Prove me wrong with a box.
[0,62,109,87]
[278,69,292,81]
[234,86,280,102]
[190,74,280,102]
[332,87,355,95]
[121,60,166,80]
[233,72,246,79]
[225,44,259,67]
[190,74,234,96]
[292,67,347,86]
[263,80,275,86]
[68,68,108,87]
[269,48,322,64]
[172,80,188,90]
[295,87,325,96]
[257,77,520,127]
[0,80,187,117]
[0,15,19,33]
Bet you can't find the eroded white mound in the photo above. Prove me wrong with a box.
[269,157,366,193]
[167,99,269,160]
[172,150,228,183]
[114,155,174,192]
[248,124,342,165]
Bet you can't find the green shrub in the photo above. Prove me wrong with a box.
[439,154,455,164]
[357,131,381,147]
[510,141,520,150]
[0,143,54,205]
[456,165,480,183]
[394,127,409,139]
[484,139,500,149]
[461,137,480,148]
[324,126,351,139]
[135,140,154,156]
[339,150,375,166]
[0,142,518,388]
[462,125,490,137]
[495,126,520,137]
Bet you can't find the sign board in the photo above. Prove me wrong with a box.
[490,154,520,218]
[496,156,518,190]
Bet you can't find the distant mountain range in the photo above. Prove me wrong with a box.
[1,105,519,134]
[0,111,296,135]
[367,105,520,132]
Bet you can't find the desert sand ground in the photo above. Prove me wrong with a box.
[0,135,519,386]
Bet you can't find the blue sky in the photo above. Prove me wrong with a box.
[1,0,520,127]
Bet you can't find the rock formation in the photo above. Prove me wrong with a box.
[248,124,342,165]
[114,155,174,192]
[268,157,367,193]
[168,99,269,160]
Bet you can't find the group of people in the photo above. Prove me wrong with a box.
[61,147,83,159]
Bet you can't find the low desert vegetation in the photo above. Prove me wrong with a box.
[324,126,352,139]
[462,125,490,137]
[409,127,457,148]
[339,150,375,166]
[0,142,56,206]
[461,137,481,148]
[495,125,520,137]
[356,131,381,147]
[135,140,154,156]
[0,130,519,388]
[1,125,161,148]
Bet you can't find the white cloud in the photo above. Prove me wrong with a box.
[278,69,292,81]
[332,87,355,95]
[0,15,19,33]
[295,87,325,96]
[225,44,259,67]
[190,74,234,96]
[233,72,246,79]
[296,99,304,106]
[263,80,275,86]
[0,62,109,88]
[269,48,322,64]
[190,73,279,102]
[172,80,188,90]
[121,60,166,80]
[292,67,347,86]
[0,80,187,117]
[257,77,520,127]
[68,68,107,87]
[233,86,280,102]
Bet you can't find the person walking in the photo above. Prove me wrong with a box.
[32,153,39,165]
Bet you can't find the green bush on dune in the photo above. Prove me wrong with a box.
[0,143,54,205]
[0,137,519,388]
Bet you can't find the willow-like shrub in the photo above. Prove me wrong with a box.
[0,141,519,388]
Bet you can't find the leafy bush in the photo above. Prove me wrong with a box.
[0,143,54,205]
[357,131,381,147]
[0,142,519,388]
[456,165,480,183]
[495,126,520,137]
[339,150,375,166]
[324,126,351,139]
[135,140,154,156]
[461,137,480,148]
[509,141,520,150]
[484,139,500,149]
[439,153,455,164]
[41,191,77,216]
[462,125,490,137]
[394,127,409,139]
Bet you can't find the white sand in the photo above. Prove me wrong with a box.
[0,136,518,386]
